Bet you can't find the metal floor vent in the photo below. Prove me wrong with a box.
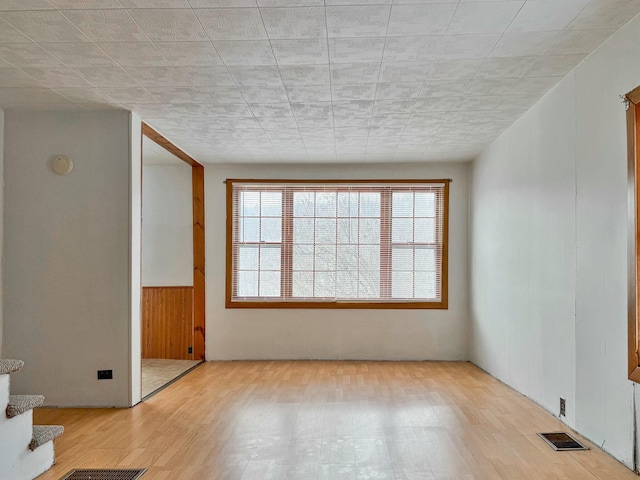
[59,469,147,480]
[537,432,588,451]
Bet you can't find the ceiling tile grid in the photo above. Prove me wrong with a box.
[0,0,637,163]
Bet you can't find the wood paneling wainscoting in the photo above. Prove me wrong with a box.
[142,287,193,360]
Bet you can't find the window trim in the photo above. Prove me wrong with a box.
[225,178,450,310]
[626,86,640,383]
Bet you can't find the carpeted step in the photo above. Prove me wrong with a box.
[0,359,24,375]
[6,394,45,418]
[29,425,64,451]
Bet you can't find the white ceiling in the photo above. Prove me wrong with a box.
[0,0,638,164]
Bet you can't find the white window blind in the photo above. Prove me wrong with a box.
[227,180,449,309]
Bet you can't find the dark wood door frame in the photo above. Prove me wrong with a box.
[142,123,206,361]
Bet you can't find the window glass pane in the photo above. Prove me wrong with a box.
[392,271,413,298]
[392,192,413,217]
[293,192,314,217]
[415,248,436,271]
[238,246,258,270]
[415,271,437,299]
[315,244,335,271]
[261,217,282,242]
[241,191,260,216]
[316,192,336,217]
[337,245,358,270]
[315,271,335,297]
[261,191,282,216]
[293,245,314,271]
[336,270,358,298]
[359,218,380,244]
[337,219,358,244]
[337,192,358,217]
[360,192,380,217]
[259,270,280,297]
[392,247,413,271]
[359,245,380,270]
[414,218,435,244]
[359,271,380,298]
[415,192,435,217]
[392,218,413,243]
[315,218,336,244]
[237,270,258,296]
[240,217,259,242]
[293,218,314,243]
[292,271,313,297]
[260,246,281,271]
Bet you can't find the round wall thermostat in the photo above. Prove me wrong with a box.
[52,155,73,176]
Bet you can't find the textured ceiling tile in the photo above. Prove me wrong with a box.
[125,66,187,86]
[279,64,330,85]
[214,40,276,65]
[545,28,617,54]
[379,61,430,82]
[474,56,534,78]
[330,62,380,84]
[382,36,440,62]
[296,115,333,128]
[195,8,267,40]
[228,65,283,86]
[370,113,409,127]
[333,115,369,127]
[447,2,524,34]
[154,42,223,66]
[190,0,257,6]
[387,4,456,35]
[74,66,140,87]
[119,0,190,6]
[419,79,470,97]
[63,9,147,42]
[49,0,123,7]
[1,11,90,42]
[0,43,62,67]
[328,37,385,64]
[426,59,483,79]
[375,82,422,100]
[569,0,640,30]
[508,0,589,32]
[53,87,115,104]
[332,100,373,115]
[99,42,170,66]
[208,103,255,116]
[128,9,208,42]
[291,101,332,116]
[286,84,331,102]
[523,54,586,77]
[242,85,289,103]
[490,31,560,57]
[331,83,376,101]
[102,86,158,103]
[249,102,293,117]
[0,19,31,43]
[326,5,390,37]
[466,76,560,95]
[22,67,92,87]
[192,86,246,103]
[258,116,298,129]
[42,43,118,66]
[271,38,328,65]
[257,0,321,6]
[413,96,457,112]
[261,7,326,39]
[0,67,42,87]
[145,86,200,102]
[373,98,415,114]
[0,0,56,9]
[436,34,500,59]
[179,67,235,87]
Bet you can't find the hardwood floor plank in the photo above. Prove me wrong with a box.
[34,361,638,480]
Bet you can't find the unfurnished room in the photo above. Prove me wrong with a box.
[1,1,640,479]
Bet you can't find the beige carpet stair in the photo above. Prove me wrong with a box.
[29,425,64,451]
[0,359,24,374]
[6,394,45,418]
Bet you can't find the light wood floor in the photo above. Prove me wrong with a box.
[142,358,201,398]
[34,362,637,480]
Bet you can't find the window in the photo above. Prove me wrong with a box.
[226,179,449,309]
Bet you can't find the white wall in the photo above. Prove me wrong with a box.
[142,164,193,287]
[2,111,133,407]
[206,162,470,360]
[470,13,640,469]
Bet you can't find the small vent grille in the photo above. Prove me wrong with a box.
[60,469,147,480]
[537,432,588,451]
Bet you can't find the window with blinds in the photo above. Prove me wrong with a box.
[226,179,449,309]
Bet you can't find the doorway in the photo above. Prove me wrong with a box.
[140,124,205,398]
